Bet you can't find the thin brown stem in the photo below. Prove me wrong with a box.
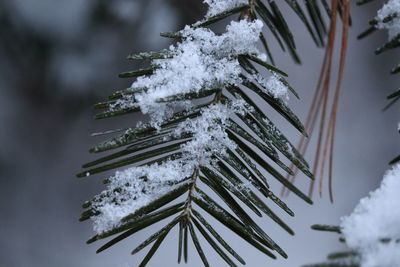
[328,0,350,203]
[309,0,339,199]
[280,0,349,202]
[319,114,334,197]
[281,50,328,197]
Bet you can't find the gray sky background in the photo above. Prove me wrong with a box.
[0,1,399,267]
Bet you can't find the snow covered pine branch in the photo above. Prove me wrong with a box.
[306,164,400,267]
[78,0,317,266]
[340,164,400,267]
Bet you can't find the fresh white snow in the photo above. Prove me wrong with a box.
[92,163,193,234]
[341,163,400,267]
[249,72,289,102]
[376,0,400,40]
[112,19,264,128]
[203,0,248,18]
[92,100,249,233]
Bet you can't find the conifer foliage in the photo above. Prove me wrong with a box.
[76,0,338,265]
[358,0,400,117]
[358,0,400,165]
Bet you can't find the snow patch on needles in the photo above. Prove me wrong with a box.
[265,75,289,101]
[176,104,235,165]
[341,163,400,267]
[376,0,400,40]
[92,100,250,233]
[203,0,248,18]
[250,73,289,102]
[114,19,263,128]
[92,162,193,234]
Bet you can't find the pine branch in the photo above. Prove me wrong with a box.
[74,0,345,265]
[358,1,400,78]
[305,163,400,267]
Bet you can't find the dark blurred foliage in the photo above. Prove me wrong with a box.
[0,0,202,110]
[0,1,204,266]
[0,0,205,172]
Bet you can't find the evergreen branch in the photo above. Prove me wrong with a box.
[75,1,328,266]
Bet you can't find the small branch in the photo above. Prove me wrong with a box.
[181,168,199,221]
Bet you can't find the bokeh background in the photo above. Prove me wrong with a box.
[0,1,399,266]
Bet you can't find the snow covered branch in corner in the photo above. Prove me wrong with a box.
[340,164,400,267]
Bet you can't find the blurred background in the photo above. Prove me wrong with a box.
[0,1,399,266]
